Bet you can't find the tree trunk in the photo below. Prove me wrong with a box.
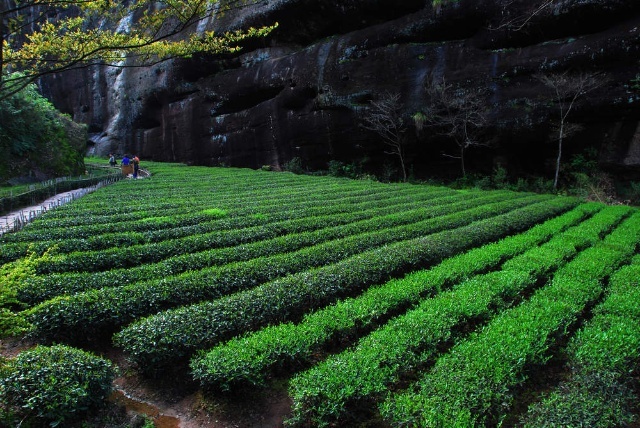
[554,121,564,190]
[398,150,407,182]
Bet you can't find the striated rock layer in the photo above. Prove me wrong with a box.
[41,0,640,179]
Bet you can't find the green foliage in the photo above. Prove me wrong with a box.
[192,203,599,393]
[114,195,575,371]
[0,345,116,427]
[522,261,640,427]
[17,188,458,302]
[200,208,228,218]
[0,74,85,183]
[0,246,58,337]
[5,162,635,426]
[326,159,375,180]
[522,370,636,428]
[381,211,640,427]
[630,74,640,92]
[33,192,544,341]
[283,157,305,174]
[285,203,617,426]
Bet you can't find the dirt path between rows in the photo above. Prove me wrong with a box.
[108,347,292,428]
[0,337,292,428]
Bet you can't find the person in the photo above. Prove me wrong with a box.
[132,155,140,178]
[109,153,116,167]
[120,154,132,176]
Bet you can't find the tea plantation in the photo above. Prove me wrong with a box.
[2,161,638,427]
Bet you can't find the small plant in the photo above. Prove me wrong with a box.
[283,157,305,175]
[0,246,58,337]
[201,208,227,218]
[327,160,366,179]
[0,345,116,427]
[630,74,640,92]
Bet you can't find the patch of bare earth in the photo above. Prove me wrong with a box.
[1,339,291,428]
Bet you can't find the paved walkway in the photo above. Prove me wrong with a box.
[0,188,94,236]
[0,169,149,237]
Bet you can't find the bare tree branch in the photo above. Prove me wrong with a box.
[422,78,490,177]
[534,70,603,189]
[361,92,409,182]
[489,0,555,32]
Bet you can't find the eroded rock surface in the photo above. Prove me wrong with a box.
[41,0,640,178]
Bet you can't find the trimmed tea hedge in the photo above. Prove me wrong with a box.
[113,197,577,371]
[26,193,550,340]
[284,204,629,426]
[190,203,603,391]
[380,211,640,427]
[522,255,640,427]
[18,191,507,302]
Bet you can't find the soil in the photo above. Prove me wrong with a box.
[107,347,292,428]
[0,337,292,428]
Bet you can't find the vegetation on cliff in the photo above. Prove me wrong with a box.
[0,76,85,184]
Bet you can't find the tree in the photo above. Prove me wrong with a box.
[489,0,555,32]
[534,71,601,189]
[361,92,409,182]
[0,72,85,181]
[0,0,276,99]
[422,78,490,178]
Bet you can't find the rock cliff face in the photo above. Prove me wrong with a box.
[41,0,640,179]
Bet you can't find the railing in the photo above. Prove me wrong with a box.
[0,169,124,236]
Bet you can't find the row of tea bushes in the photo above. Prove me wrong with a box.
[0,183,456,262]
[18,195,484,304]
[1,178,416,244]
[29,190,487,274]
[283,204,629,426]
[380,210,640,426]
[35,166,426,222]
[19,191,498,302]
[522,255,640,427]
[1,185,450,263]
[32,167,355,219]
[190,203,603,391]
[25,193,549,339]
[113,197,578,372]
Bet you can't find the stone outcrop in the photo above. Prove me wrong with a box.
[41,0,640,179]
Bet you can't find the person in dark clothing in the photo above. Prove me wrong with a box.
[132,155,140,178]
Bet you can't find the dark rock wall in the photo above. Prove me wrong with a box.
[40,0,640,179]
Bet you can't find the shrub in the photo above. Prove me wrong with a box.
[0,345,116,427]
[191,203,599,392]
[115,197,577,371]
[283,157,305,174]
[0,73,85,183]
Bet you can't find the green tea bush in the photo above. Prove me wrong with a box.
[381,212,640,427]
[191,203,599,392]
[521,258,640,428]
[0,345,116,427]
[284,204,620,426]
[28,193,542,340]
[114,197,577,371]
